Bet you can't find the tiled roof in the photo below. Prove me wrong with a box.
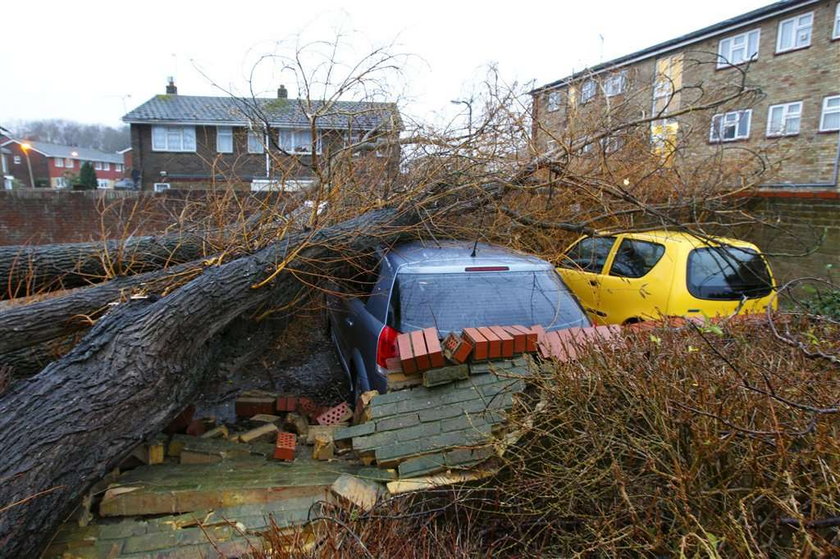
[3,140,124,164]
[123,95,401,131]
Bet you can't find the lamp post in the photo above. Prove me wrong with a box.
[450,98,473,138]
[20,143,35,189]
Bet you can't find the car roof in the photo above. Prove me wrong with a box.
[385,241,554,274]
[608,230,761,251]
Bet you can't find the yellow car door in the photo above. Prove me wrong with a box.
[596,236,674,324]
[556,236,617,323]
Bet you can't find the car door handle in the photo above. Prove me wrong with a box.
[589,280,599,286]
[345,318,354,327]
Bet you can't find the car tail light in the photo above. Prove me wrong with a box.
[376,325,400,368]
[465,266,509,272]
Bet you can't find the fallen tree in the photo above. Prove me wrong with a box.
[0,206,416,556]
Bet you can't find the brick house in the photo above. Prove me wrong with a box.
[531,0,840,189]
[122,80,402,191]
[0,137,127,189]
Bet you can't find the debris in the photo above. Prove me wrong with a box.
[200,425,230,439]
[442,332,473,364]
[330,473,383,511]
[316,402,353,426]
[164,405,195,434]
[283,412,310,438]
[130,435,167,465]
[312,433,335,461]
[306,425,345,445]
[238,423,279,444]
[186,419,206,437]
[235,395,276,418]
[297,397,324,420]
[274,432,296,462]
[249,414,282,424]
[353,390,379,424]
[387,372,422,391]
[275,394,298,413]
[386,468,497,495]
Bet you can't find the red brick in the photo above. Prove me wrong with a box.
[297,397,323,420]
[275,395,298,413]
[185,419,206,437]
[164,405,195,434]
[462,328,489,361]
[511,325,538,352]
[556,330,579,361]
[489,326,515,358]
[442,332,473,364]
[410,330,432,371]
[316,402,353,426]
[477,327,502,359]
[528,325,547,355]
[274,432,297,461]
[396,333,417,375]
[235,396,276,418]
[502,326,527,354]
[423,328,445,368]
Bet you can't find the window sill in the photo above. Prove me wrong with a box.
[774,43,811,56]
[708,138,751,144]
[715,60,756,71]
[766,132,800,138]
[817,128,840,134]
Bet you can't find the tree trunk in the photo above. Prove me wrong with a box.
[0,233,211,300]
[0,207,412,557]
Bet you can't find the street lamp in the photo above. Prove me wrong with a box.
[20,143,35,189]
[450,99,473,138]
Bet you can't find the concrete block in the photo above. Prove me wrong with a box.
[330,474,383,511]
[422,364,470,387]
[237,423,279,444]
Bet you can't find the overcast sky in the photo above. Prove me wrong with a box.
[2,0,770,130]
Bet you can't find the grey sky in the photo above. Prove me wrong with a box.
[1,0,770,129]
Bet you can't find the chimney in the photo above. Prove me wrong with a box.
[277,85,288,99]
[166,77,178,95]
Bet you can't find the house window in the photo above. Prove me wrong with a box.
[820,95,840,131]
[103,162,110,171]
[116,164,123,172]
[547,91,561,112]
[65,159,73,169]
[55,158,64,168]
[13,156,21,165]
[580,80,596,104]
[717,29,760,67]
[777,13,812,53]
[709,110,752,142]
[278,129,321,153]
[603,73,626,97]
[56,177,70,188]
[767,102,802,136]
[247,130,265,154]
[216,126,233,153]
[601,135,623,153]
[651,119,679,160]
[97,179,109,188]
[834,3,840,39]
[95,162,102,170]
[151,125,197,152]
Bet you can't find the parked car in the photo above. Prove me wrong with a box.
[556,230,777,326]
[114,178,137,190]
[327,241,591,398]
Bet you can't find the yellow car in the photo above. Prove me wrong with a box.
[556,230,777,325]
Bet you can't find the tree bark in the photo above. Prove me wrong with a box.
[0,206,414,557]
[0,233,211,300]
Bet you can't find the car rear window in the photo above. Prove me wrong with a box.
[687,246,774,300]
[388,270,590,335]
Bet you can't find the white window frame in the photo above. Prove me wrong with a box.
[709,109,752,142]
[96,178,110,189]
[776,12,813,53]
[277,128,321,154]
[94,161,102,170]
[151,125,197,152]
[116,164,123,172]
[56,177,70,188]
[55,158,64,168]
[547,91,561,112]
[834,2,840,39]
[216,126,233,153]
[247,130,265,154]
[820,95,840,132]
[717,29,760,68]
[603,73,626,97]
[13,155,21,165]
[766,102,802,136]
[153,182,171,192]
[103,162,110,171]
[66,159,74,169]
[580,80,596,104]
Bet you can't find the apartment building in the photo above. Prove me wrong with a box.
[531,0,840,188]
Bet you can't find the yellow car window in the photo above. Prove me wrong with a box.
[609,239,666,278]
[559,237,616,273]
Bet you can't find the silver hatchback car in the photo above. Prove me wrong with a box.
[327,241,591,398]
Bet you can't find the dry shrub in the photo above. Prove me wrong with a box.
[485,316,840,556]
